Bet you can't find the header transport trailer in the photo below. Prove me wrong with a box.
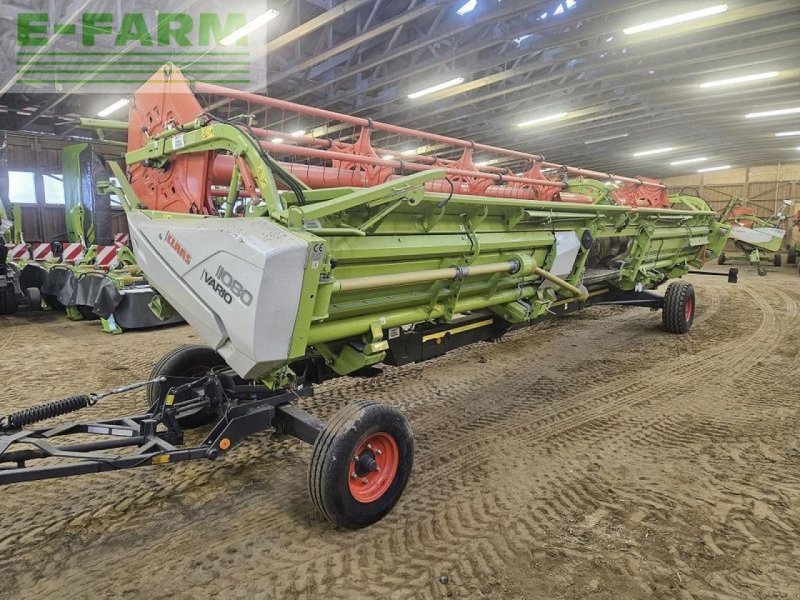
[0,65,732,529]
[716,195,791,275]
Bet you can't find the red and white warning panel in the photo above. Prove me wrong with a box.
[31,243,53,262]
[7,244,30,261]
[94,245,120,268]
[61,243,84,264]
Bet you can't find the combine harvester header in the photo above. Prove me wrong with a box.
[0,64,734,529]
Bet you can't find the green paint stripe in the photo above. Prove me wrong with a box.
[18,69,250,74]
[17,79,251,84]
[17,51,250,56]
[17,60,250,65]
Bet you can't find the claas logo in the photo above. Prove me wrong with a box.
[165,231,192,265]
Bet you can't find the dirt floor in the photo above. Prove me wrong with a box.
[1,263,799,600]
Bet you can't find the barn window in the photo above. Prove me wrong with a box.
[43,173,65,204]
[8,171,37,204]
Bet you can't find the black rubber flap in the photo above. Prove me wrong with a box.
[113,288,185,329]
[41,266,78,309]
[19,263,48,290]
[75,273,123,318]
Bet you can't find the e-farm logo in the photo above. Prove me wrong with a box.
[14,10,267,88]
[18,13,248,48]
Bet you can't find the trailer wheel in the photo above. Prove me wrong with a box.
[147,345,228,428]
[0,282,18,315]
[309,401,414,529]
[662,281,695,334]
[773,253,782,267]
[788,247,797,264]
[25,287,41,310]
[717,252,726,265]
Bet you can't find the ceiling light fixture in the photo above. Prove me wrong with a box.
[517,111,568,128]
[584,132,628,144]
[456,0,477,17]
[289,129,305,137]
[623,4,728,35]
[700,71,779,88]
[775,131,800,137]
[745,106,800,118]
[270,137,284,143]
[670,157,708,165]
[633,146,674,157]
[698,165,730,172]
[220,9,279,46]
[408,77,465,99]
[97,98,129,117]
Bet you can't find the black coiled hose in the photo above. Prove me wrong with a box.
[2,395,95,430]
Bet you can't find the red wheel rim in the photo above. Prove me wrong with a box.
[684,295,693,322]
[348,432,399,504]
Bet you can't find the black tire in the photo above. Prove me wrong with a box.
[309,401,414,529]
[662,281,695,334]
[788,246,797,264]
[0,282,18,315]
[147,345,228,428]
[773,253,782,267]
[25,287,41,310]
[717,252,726,265]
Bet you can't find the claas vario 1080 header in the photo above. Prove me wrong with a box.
[0,65,732,528]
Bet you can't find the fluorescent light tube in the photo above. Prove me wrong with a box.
[517,112,568,128]
[584,132,629,144]
[623,5,728,35]
[220,9,279,46]
[745,107,800,118]
[456,0,477,16]
[97,98,129,117]
[670,157,707,165]
[698,165,730,172]
[408,77,465,99]
[633,146,674,157]
[700,71,779,88]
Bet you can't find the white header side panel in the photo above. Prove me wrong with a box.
[127,212,309,378]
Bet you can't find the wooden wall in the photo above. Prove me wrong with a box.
[664,163,800,242]
[3,133,127,243]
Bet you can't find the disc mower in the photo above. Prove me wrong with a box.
[22,142,185,333]
[0,64,734,528]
